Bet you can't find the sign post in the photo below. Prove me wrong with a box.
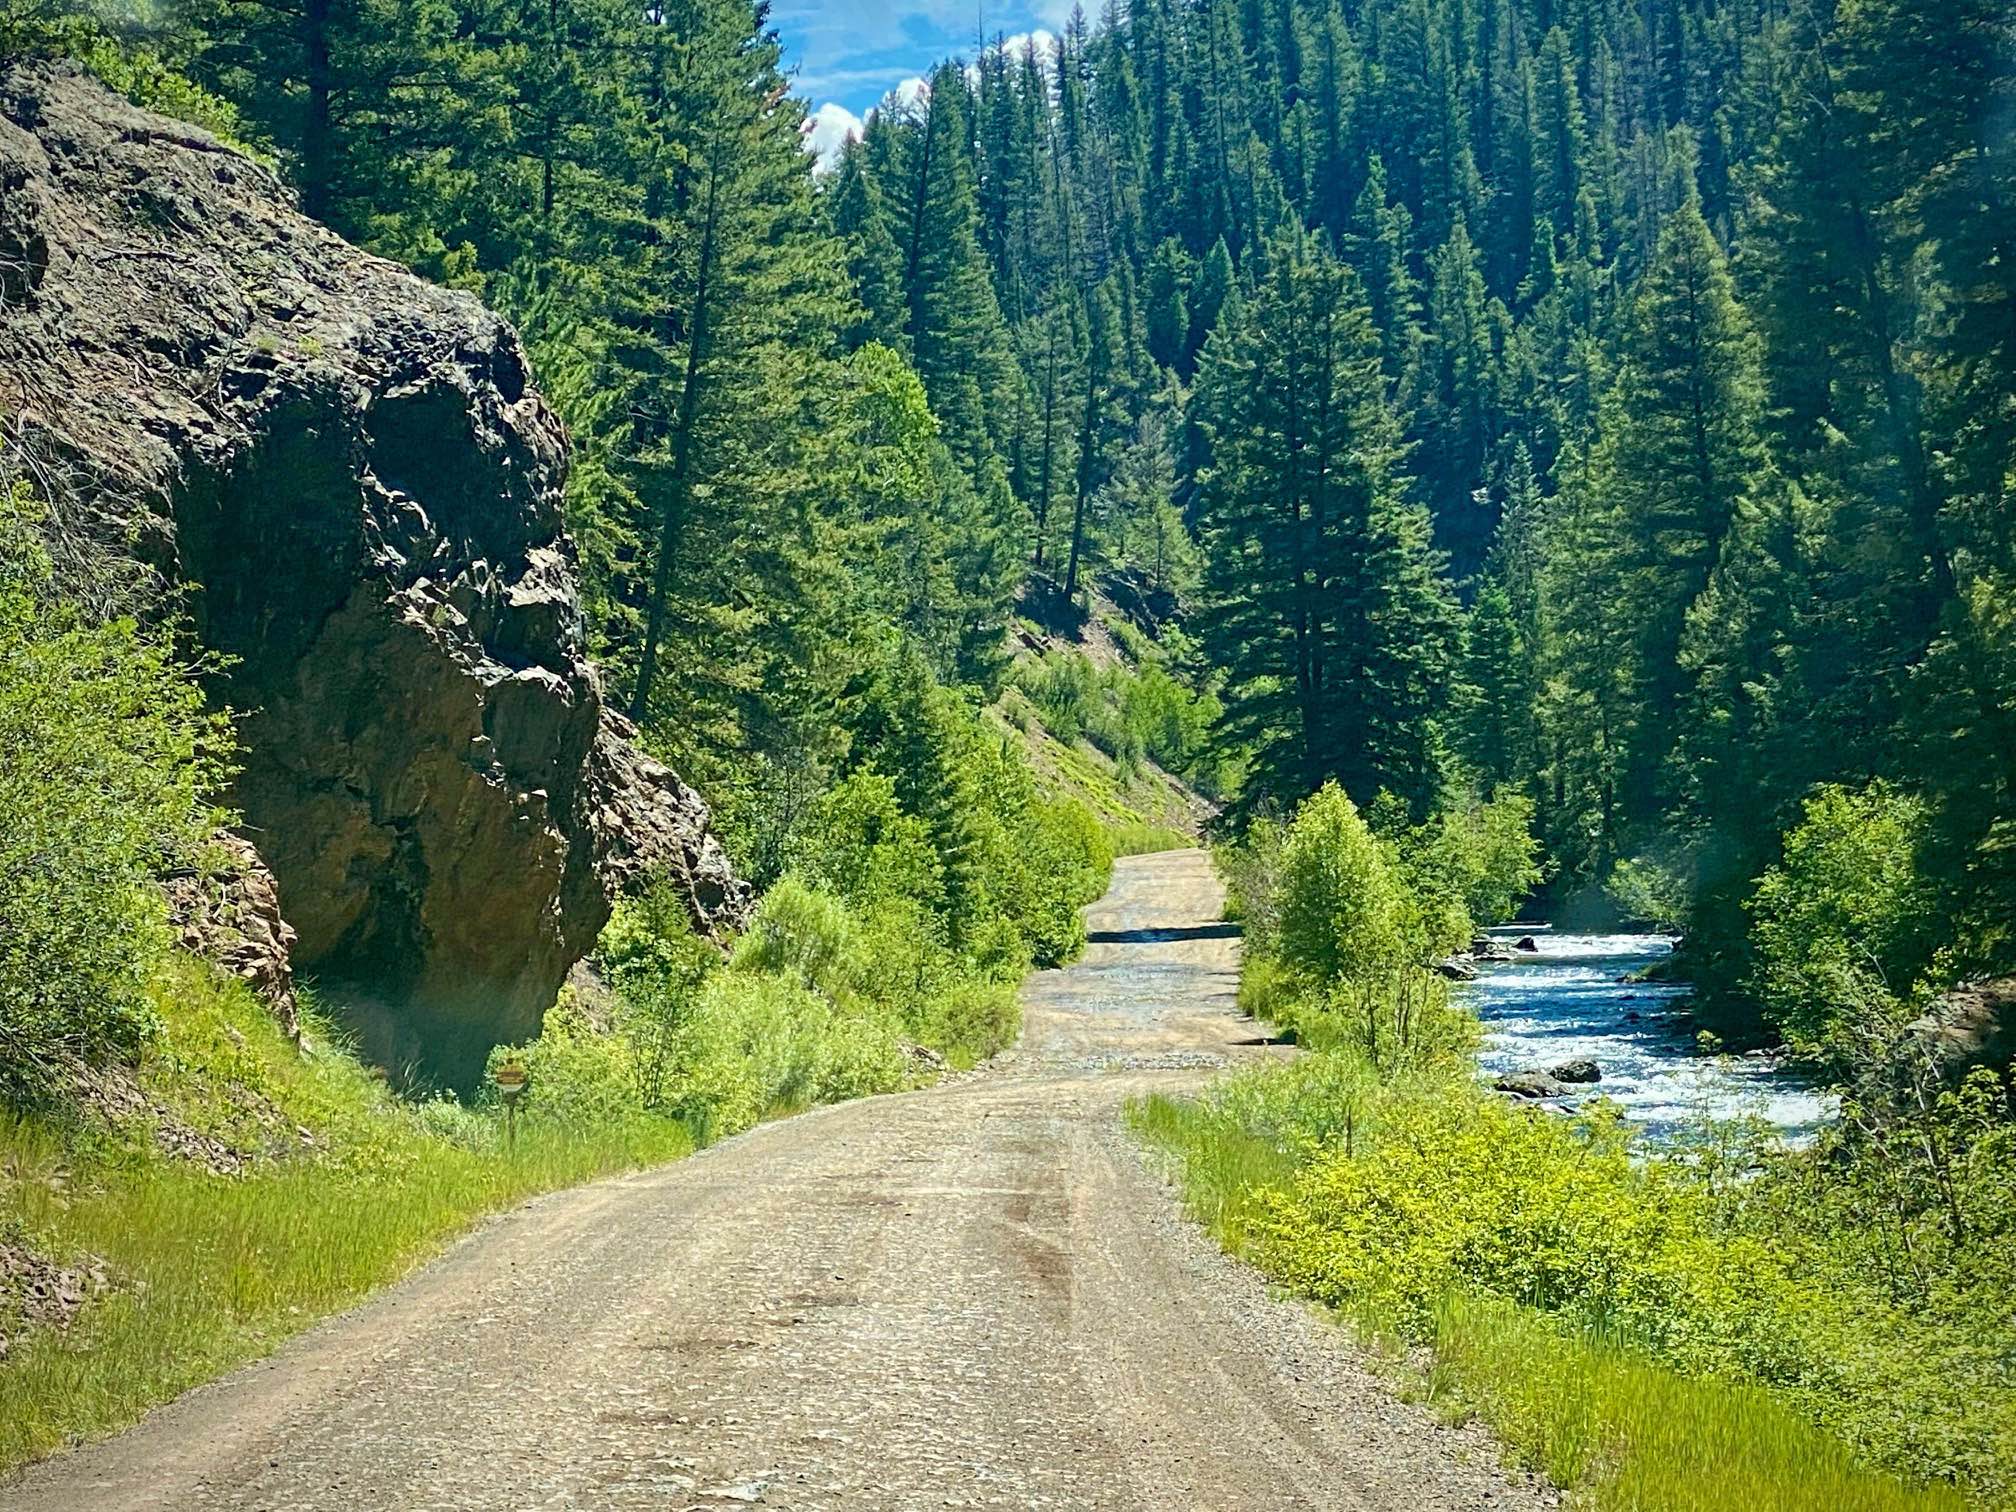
[493,1059,528,1151]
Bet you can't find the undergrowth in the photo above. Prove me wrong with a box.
[1128,781,2010,1510]
[1131,1087,1975,1512]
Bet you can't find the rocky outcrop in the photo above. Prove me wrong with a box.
[0,62,747,1083]
[162,835,303,1045]
[1908,977,2016,1087]
[1550,1058,1602,1084]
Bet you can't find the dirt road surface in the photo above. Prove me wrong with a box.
[9,851,1549,1511]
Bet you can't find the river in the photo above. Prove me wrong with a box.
[1467,929,1832,1142]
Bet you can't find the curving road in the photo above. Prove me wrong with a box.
[8,851,1547,1511]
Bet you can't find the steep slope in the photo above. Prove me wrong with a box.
[995,577,1217,844]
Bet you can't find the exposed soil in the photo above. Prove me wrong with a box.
[4,851,1552,1510]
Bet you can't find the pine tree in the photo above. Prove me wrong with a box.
[1144,236,1192,372]
[613,0,857,765]
[1195,228,1455,814]
[1554,143,1768,848]
[885,65,1023,485]
[1414,216,1500,581]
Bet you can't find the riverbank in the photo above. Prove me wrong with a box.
[1131,1087,1970,1512]
[1142,787,2015,1508]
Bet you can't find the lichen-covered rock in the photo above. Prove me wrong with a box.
[0,61,746,1083]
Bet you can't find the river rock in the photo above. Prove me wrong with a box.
[1514,935,1540,952]
[1550,1058,1602,1083]
[1436,958,1479,982]
[1494,1068,1572,1099]
[0,62,748,1083]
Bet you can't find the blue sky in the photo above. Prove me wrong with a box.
[773,0,1074,164]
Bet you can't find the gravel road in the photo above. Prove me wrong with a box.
[9,850,1550,1511]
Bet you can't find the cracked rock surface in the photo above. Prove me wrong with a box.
[5,853,1552,1512]
[0,62,745,1081]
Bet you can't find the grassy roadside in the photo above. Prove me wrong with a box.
[0,958,698,1471]
[1124,782,2000,1511]
[0,789,1113,1474]
[1130,1090,1969,1512]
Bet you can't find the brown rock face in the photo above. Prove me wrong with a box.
[1909,976,2016,1090]
[0,62,746,1083]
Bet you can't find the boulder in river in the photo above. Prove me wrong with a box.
[1437,959,1479,982]
[0,62,749,1083]
[1514,935,1540,953]
[1494,1069,1572,1099]
[1550,1058,1602,1084]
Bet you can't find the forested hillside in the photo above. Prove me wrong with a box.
[9,0,2001,1049]
[3,0,2015,1500]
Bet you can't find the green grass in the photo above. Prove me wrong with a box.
[0,958,696,1472]
[1128,1091,1969,1512]
[1105,820,1196,856]
[0,1117,688,1470]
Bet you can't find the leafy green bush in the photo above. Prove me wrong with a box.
[1215,814,1286,948]
[729,876,867,1002]
[1275,784,1416,989]
[1142,1034,2014,1503]
[0,483,231,1105]
[1748,783,1937,1058]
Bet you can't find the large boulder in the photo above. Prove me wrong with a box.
[1493,1068,1572,1100]
[0,61,747,1083]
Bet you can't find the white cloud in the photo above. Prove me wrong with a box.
[968,28,1057,84]
[801,101,865,173]
[890,75,932,110]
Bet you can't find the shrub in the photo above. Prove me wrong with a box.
[730,875,866,1002]
[1215,815,1286,949]
[484,994,643,1130]
[1373,790,1544,952]
[1748,783,1937,1058]
[790,769,945,915]
[0,482,232,1105]
[1275,784,1415,989]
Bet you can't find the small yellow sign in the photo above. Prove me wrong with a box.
[493,1060,528,1090]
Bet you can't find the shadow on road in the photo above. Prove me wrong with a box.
[1088,924,1243,945]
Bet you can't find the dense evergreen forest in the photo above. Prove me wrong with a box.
[11,0,2002,1051]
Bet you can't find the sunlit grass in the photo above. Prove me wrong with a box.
[0,1114,689,1470]
[0,957,696,1473]
[1129,1091,1969,1512]
[1105,820,1196,856]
